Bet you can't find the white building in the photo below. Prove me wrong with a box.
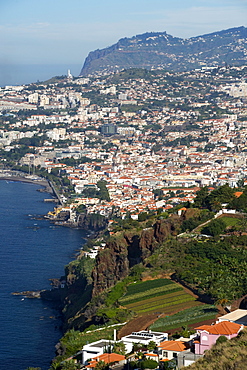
[121,330,168,353]
[80,340,115,365]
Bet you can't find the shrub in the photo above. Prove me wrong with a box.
[216,335,228,345]
[139,359,158,369]
[202,218,226,236]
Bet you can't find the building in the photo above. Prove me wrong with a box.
[194,321,243,355]
[121,330,168,353]
[101,123,117,135]
[158,340,188,361]
[217,309,247,326]
[79,340,115,365]
[86,353,126,370]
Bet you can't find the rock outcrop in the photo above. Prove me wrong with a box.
[92,215,182,297]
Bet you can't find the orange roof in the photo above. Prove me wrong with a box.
[196,321,242,335]
[86,353,125,368]
[158,341,187,352]
[234,191,243,198]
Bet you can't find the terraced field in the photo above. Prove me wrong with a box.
[119,278,202,316]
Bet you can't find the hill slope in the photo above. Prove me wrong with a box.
[80,26,247,76]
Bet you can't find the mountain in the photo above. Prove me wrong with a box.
[80,26,247,76]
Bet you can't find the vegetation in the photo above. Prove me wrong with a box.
[43,182,247,369]
[202,218,226,236]
[51,325,124,368]
[149,305,218,332]
[119,278,200,316]
[120,279,182,305]
[79,180,110,202]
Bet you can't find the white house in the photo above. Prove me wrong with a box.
[121,330,168,353]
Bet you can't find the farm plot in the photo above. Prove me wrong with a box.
[149,305,218,331]
[120,278,201,316]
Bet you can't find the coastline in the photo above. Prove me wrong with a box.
[0,179,85,370]
[0,171,56,197]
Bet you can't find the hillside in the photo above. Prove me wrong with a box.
[48,185,247,368]
[80,26,247,76]
[56,185,247,334]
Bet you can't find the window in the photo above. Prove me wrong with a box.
[163,351,168,358]
[173,353,177,358]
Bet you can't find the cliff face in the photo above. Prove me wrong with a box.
[92,237,129,295]
[92,215,181,296]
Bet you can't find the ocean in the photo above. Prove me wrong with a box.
[0,64,82,87]
[0,180,87,370]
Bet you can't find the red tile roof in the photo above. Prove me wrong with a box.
[86,353,125,369]
[158,341,187,352]
[196,321,242,335]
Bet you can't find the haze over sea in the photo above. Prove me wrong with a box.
[0,64,82,87]
[0,180,86,370]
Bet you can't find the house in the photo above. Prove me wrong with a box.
[85,353,126,370]
[158,340,188,361]
[217,309,247,326]
[194,321,243,355]
[79,339,116,364]
[144,352,159,361]
[121,330,168,353]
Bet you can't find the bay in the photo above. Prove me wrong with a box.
[0,180,86,370]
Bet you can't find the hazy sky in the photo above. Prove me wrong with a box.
[0,0,246,74]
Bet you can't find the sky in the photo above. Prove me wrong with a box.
[0,0,246,85]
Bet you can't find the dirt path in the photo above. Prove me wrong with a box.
[117,313,159,339]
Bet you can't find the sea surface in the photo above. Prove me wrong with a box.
[0,180,87,370]
[0,63,82,87]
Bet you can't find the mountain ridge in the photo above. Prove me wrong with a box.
[80,26,247,76]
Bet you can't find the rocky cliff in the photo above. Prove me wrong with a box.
[56,214,183,330]
[92,214,181,297]
[80,27,247,76]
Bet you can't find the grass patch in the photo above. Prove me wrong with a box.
[219,216,240,227]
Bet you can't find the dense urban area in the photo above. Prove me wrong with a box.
[1,65,247,370]
[1,66,247,220]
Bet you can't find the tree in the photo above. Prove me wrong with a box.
[193,186,209,208]
[138,212,148,222]
[202,218,226,237]
[61,359,80,369]
[147,340,157,351]
[95,360,109,370]
[112,341,126,355]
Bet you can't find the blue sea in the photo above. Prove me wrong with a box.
[0,180,87,370]
[0,64,82,87]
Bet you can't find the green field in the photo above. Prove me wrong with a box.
[149,305,218,331]
[120,278,202,316]
[219,216,241,227]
